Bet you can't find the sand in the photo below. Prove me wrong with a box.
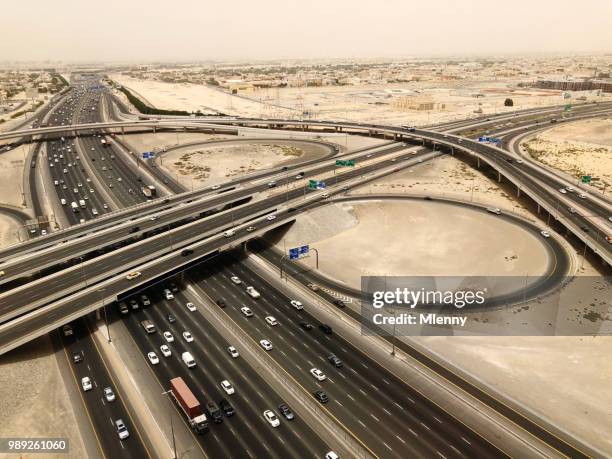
[522,118,612,193]
[0,336,87,458]
[281,200,549,288]
[0,144,28,207]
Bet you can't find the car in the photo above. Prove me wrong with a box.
[332,299,346,309]
[246,226,256,232]
[160,344,171,357]
[119,302,129,314]
[163,331,174,343]
[216,299,226,308]
[566,186,574,192]
[578,193,587,199]
[186,302,196,312]
[219,398,235,416]
[220,380,235,395]
[126,271,141,280]
[265,316,279,326]
[81,376,92,392]
[267,181,277,188]
[141,295,151,306]
[167,314,176,323]
[559,188,567,194]
[72,352,83,364]
[295,174,303,180]
[319,324,333,334]
[568,207,577,214]
[230,276,242,285]
[263,410,280,427]
[170,283,179,293]
[241,306,254,317]
[278,403,294,420]
[290,300,303,310]
[310,368,326,381]
[540,230,551,238]
[182,331,194,343]
[266,214,277,221]
[299,321,313,331]
[228,346,239,358]
[148,352,159,365]
[103,387,116,402]
[115,419,129,440]
[325,452,339,459]
[181,248,194,256]
[206,401,223,424]
[129,299,139,310]
[246,286,260,298]
[211,184,221,190]
[516,159,524,164]
[164,289,174,300]
[260,339,273,351]
[308,283,320,292]
[328,354,343,368]
[313,390,329,404]
[62,324,73,337]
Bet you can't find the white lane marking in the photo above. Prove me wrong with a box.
[370,413,380,422]
[461,436,472,446]
[395,434,406,444]
[421,422,430,430]
[358,388,366,396]
[409,428,418,437]
[383,442,392,451]
[437,452,446,459]
[382,378,390,385]
[382,408,391,416]
[346,393,355,401]
[434,416,442,423]
[358,420,366,428]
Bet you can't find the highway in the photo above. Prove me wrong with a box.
[119,285,330,458]
[59,319,150,458]
[188,252,505,458]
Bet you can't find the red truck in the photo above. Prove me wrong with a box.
[169,377,208,433]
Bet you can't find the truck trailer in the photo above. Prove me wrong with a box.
[169,377,208,433]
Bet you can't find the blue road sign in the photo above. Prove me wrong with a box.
[299,245,309,256]
[142,151,155,159]
[317,182,326,189]
[289,248,299,260]
[289,245,309,260]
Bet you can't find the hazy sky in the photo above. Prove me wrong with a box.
[2,0,612,62]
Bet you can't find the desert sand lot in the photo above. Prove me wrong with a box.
[0,336,87,458]
[0,144,28,207]
[111,74,612,126]
[522,118,612,193]
[280,200,550,287]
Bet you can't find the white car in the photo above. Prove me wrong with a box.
[566,186,574,192]
[160,344,171,357]
[220,380,235,395]
[103,387,116,402]
[265,316,279,326]
[260,339,273,351]
[81,376,93,392]
[310,368,326,381]
[186,302,196,312]
[211,184,221,190]
[290,300,303,310]
[540,230,551,238]
[266,214,277,221]
[568,207,577,214]
[241,306,254,317]
[246,286,260,298]
[148,352,159,365]
[182,331,194,342]
[163,331,174,343]
[228,346,239,358]
[578,193,587,199]
[126,271,141,280]
[230,276,242,285]
[264,410,280,428]
[559,188,567,194]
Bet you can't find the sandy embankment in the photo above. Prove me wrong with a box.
[160,141,327,188]
[0,144,30,247]
[0,337,87,458]
[281,200,548,288]
[522,118,612,192]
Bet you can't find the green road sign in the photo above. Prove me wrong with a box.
[582,175,591,183]
[335,159,356,167]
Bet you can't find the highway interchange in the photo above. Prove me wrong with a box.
[0,75,610,458]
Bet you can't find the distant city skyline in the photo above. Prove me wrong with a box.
[2,0,611,62]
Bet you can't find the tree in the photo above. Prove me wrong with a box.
[504,98,514,107]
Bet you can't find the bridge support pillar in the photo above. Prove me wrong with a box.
[516,185,521,197]
[498,171,502,183]
[537,203,541,214]
[152,126,156,133]
[477,157,480,168]
[121,126,125,135]
[450,147,454,156]
[95,309,101,320]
